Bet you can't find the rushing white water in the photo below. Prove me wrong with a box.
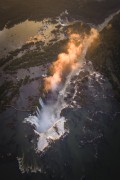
[97,9,120,31]
[24,40,93,152]
[57,9,120,31]
[24,9,120,153]
[25,72,74,151]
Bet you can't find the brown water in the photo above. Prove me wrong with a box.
[0,1,120,180]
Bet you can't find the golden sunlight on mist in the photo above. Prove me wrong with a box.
[44,28,99,92]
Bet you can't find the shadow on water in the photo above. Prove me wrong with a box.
[0,0,120,30]
[0,1,120,180]
[4,63,119,180]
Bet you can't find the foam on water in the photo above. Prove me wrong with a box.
[21,9,120,172]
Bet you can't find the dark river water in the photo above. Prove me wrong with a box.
[0,1,120,180]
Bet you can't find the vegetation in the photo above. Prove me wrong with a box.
[87,13,120,98]
[0,0,120,30]
[0,79,23,111]
[3,39,68,71]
